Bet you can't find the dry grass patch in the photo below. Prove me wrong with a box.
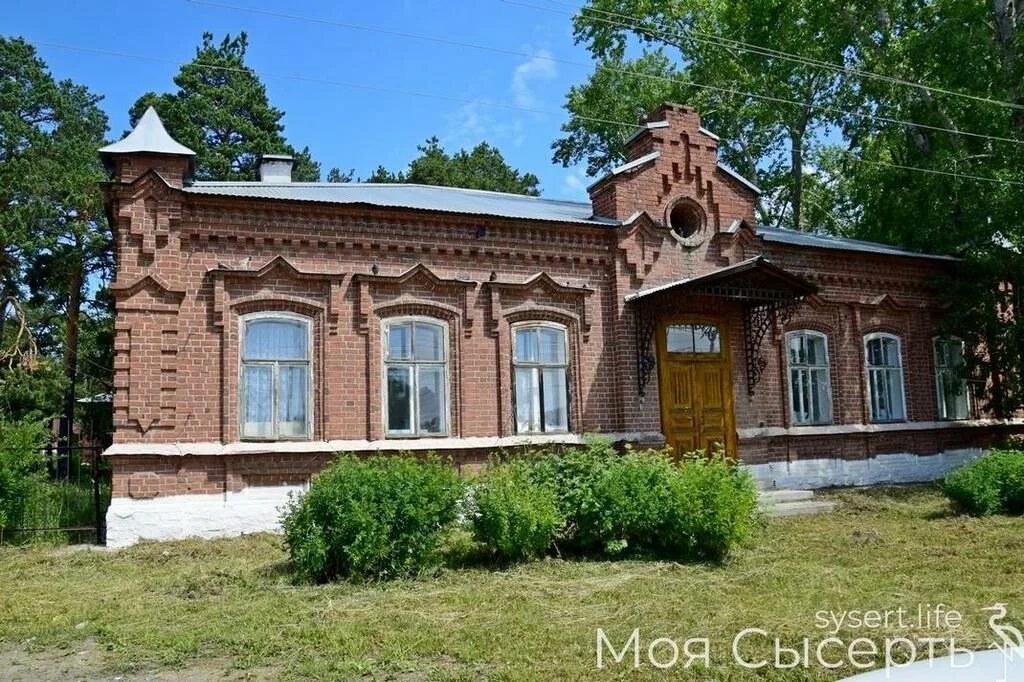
[1,486,1022,680]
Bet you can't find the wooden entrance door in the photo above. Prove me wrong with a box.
[656,320,736,457]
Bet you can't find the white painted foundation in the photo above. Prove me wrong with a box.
[746,448,985,490]
[105,448,988,547]
[105,484,306,549]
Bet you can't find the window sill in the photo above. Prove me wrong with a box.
[104,431,666,457]
[739,418,1024,440]
[384,433,450,440]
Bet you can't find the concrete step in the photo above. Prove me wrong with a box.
[758,489,814,504]
[765,499,838,517]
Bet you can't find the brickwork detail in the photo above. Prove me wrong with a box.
[101,102,1020,505]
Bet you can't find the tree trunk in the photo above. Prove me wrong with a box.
[58,256,83,481]
[993,0,1024,133]
[790,132,803,230]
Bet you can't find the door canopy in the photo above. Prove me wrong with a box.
[627,256,818,396]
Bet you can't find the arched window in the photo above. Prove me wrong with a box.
[864,333,906,423]
[512,323,570,433]
[786,330,833,425]
[383,317,449,436]
[934,336,970,420]
[240,313,312,440]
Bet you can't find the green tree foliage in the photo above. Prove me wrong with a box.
[0,418,47,531]
[129,32,321,181]
[367,136,541,195]
[558,0,859,228]
[0,37,110,437]
[558,0,1024,414]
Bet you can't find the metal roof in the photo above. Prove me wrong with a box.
[587,151,661,191]
[757,225,960,261]
[99,107,196,157]
[717,164,762,194]
[183,182,617,225]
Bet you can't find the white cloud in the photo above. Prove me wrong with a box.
[562,166,590,200]
[510,49,557,108]
[443,101,526,149]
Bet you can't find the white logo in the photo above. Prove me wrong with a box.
[983,603,1024,682]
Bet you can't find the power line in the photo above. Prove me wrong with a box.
[838,150,1024,187]
[30,39,1024,188]
[32,39,637,130]
[188,0,1024,148]
[516,0,1024,113]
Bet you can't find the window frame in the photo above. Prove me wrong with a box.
[863,332,908,424]
[511,322,571,434]
[933,336,971,421]
[381,316,451,438]
[785,330,834,426]
[238,311,314,441]
[664,323,722,355]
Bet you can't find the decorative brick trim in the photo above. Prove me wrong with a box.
[353,263,477,337]
[209,256,344,333]
[484,272,593,340]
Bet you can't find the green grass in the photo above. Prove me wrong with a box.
[1,486,1022,680]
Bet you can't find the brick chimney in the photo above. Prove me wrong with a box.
[588,103,757,231]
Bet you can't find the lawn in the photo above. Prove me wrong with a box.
[1,486,1022,680]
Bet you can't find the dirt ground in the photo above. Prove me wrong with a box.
[0,639,279,681]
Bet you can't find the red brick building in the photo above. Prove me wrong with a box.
[100,104,1017,546]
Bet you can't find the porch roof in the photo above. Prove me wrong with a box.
[624,256,818,304]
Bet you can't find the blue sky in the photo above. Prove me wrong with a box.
[8,0,603,200]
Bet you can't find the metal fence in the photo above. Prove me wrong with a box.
[0,444,111,546]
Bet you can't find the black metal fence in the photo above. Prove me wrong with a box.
[0,444,111,546]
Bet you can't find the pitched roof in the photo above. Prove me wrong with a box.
[625,255,818,302]
[182,182,617,225]
[756,225,959,262]
[99,107,196,157]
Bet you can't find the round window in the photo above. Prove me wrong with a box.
[667,199,707,247]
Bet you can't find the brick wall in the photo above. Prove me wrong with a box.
[103,103,1017,502]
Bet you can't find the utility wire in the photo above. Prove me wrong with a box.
[515,0,1024,112]
[30,39,1024,188]
[188,0,1024,148]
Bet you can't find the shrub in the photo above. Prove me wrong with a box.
[0,419,48,531]
[590,449,675,555]
[943,450,1024,516]
[662,453,760,560]
[282,455,464,582]
[534,441,758,561]
[471,459,563,560]
[529,439,617,552]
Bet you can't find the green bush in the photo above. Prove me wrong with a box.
[534,441,758,561]
[662,453,760,560]
[943,450,1024,516]
[470,459,563,560]
[594,450,674,556]
[0,419,48,531]
[281,455,464,582]
[530,439,617,553]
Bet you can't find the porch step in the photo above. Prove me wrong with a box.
[758,489,837,517]
[758,489,814,504]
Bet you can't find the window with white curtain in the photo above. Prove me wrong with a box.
[240,313,311,440]
[513,324,569,433]
[384,318,448,436]
[934,336,970,420]
[864,333,906,423]
[786,331,833,425]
